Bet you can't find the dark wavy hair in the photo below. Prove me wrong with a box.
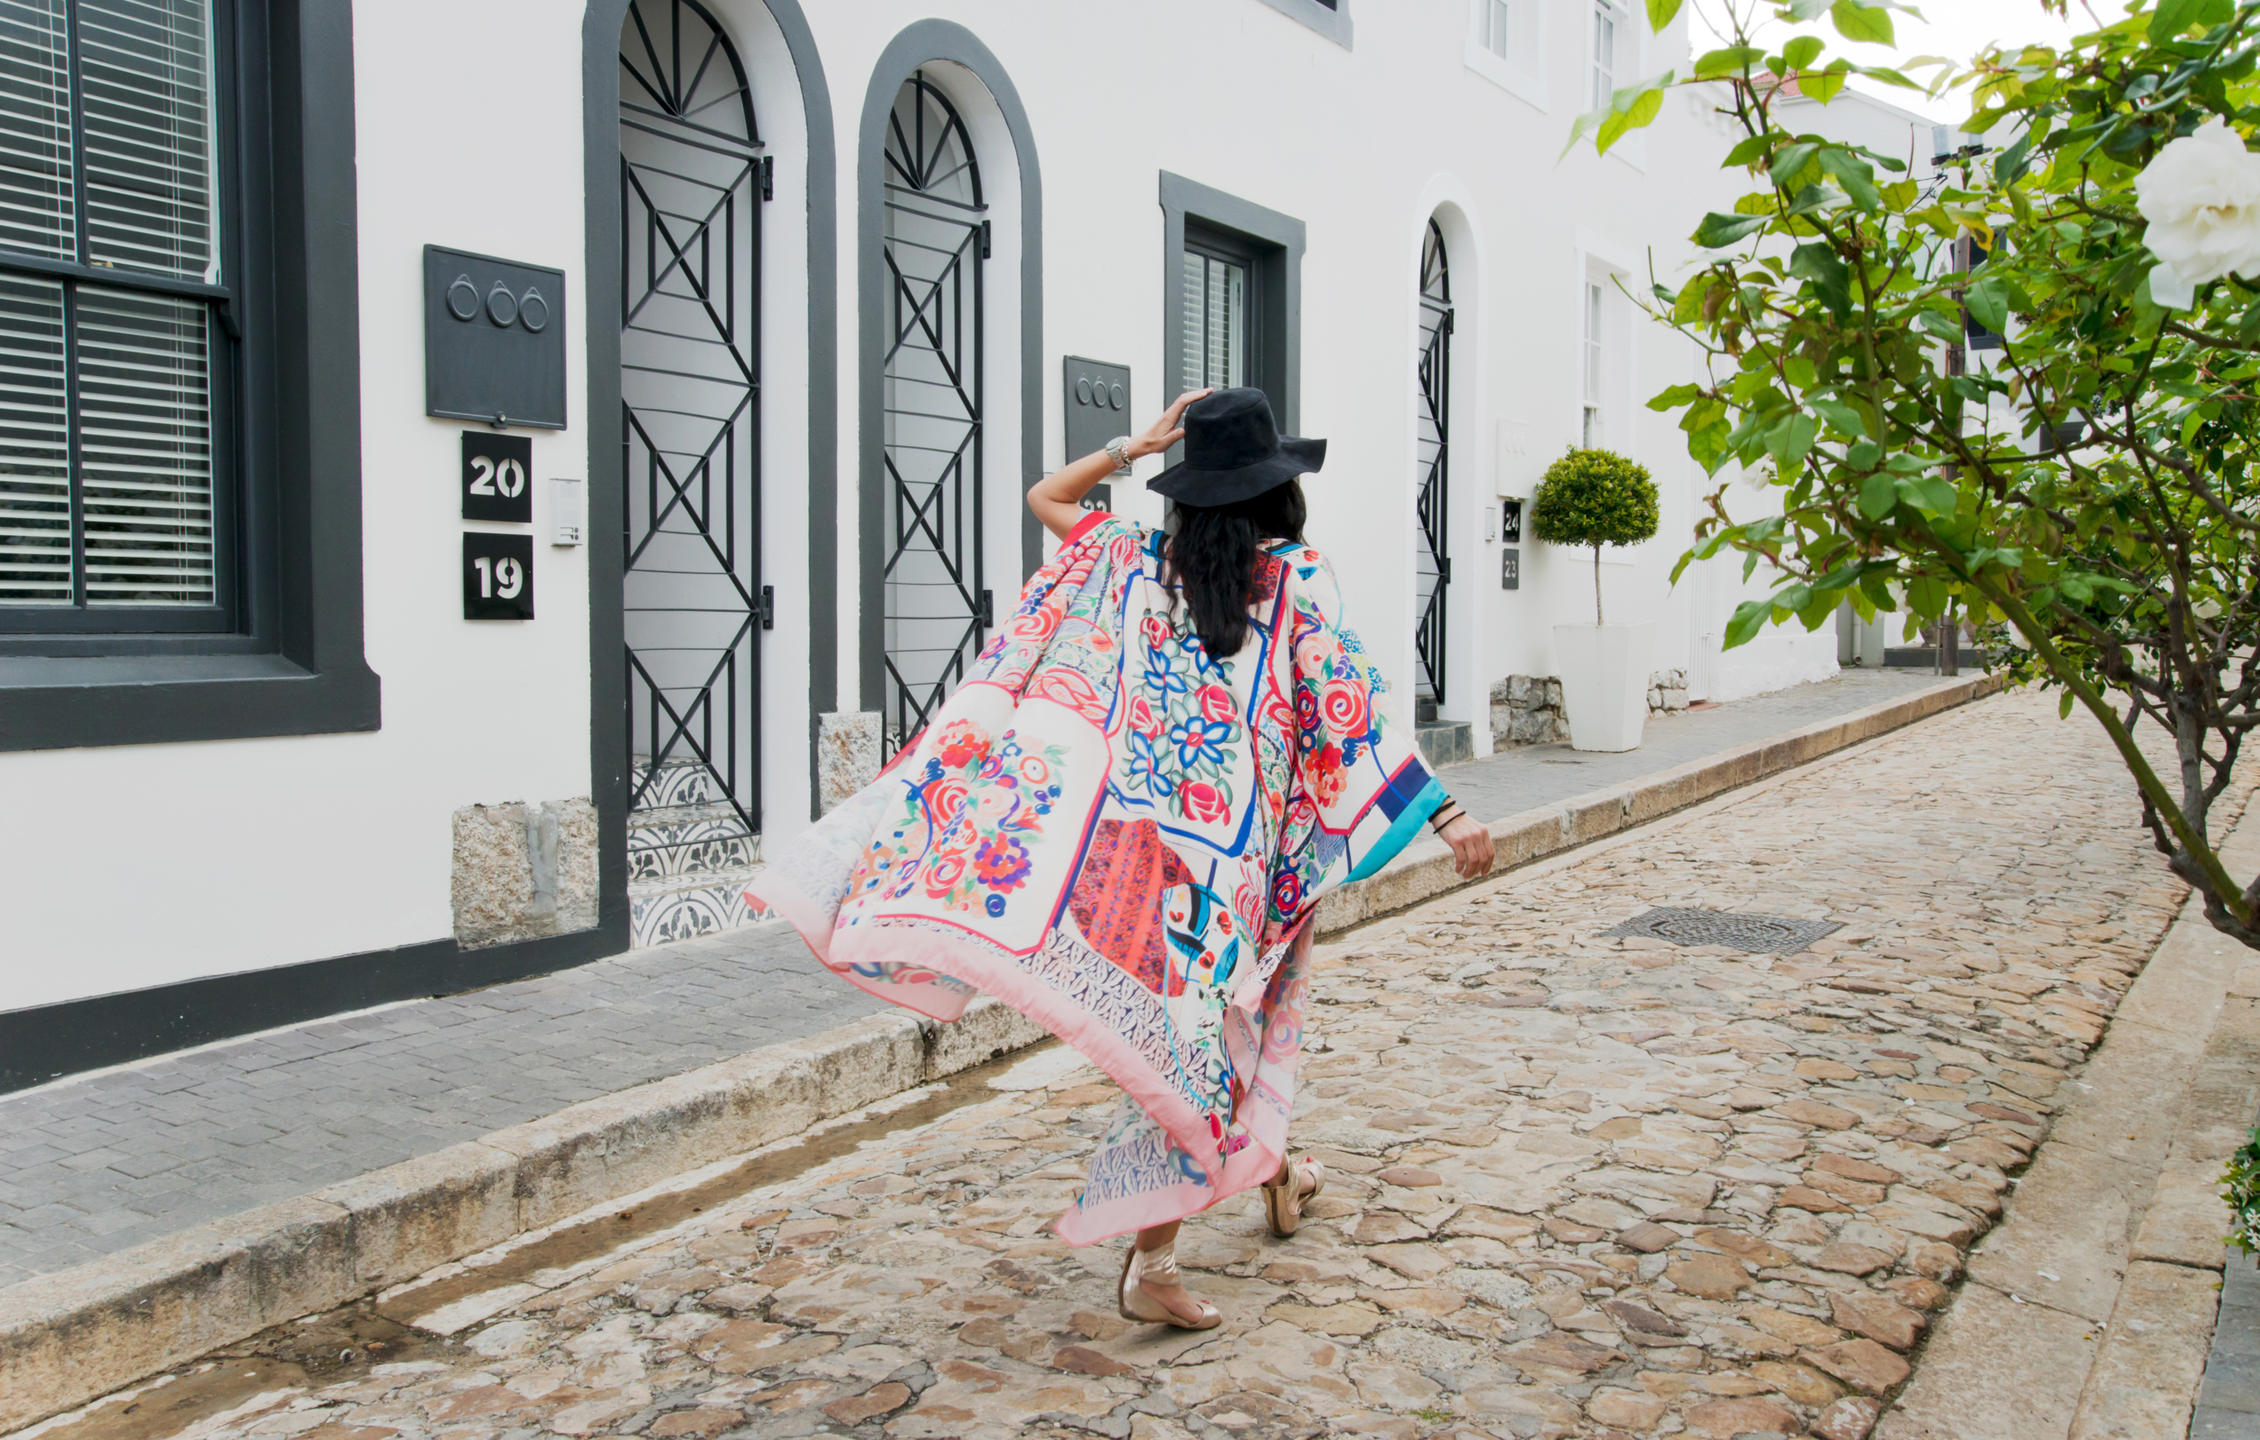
[1162,480,1307,660]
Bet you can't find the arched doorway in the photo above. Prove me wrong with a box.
[878,72,987,755]
[619,0,766,882]
[1414,217,1453,712]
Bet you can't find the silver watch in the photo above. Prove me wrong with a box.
[1103,436,1133,472]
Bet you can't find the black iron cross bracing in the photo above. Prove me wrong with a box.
[1415,219,1453,708]
[879,73,987,756]
[619,0,765,840]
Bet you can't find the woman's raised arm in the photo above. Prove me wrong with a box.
[1026,389,1212,541]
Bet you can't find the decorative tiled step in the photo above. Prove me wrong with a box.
[630,756,722,810]
[627,802,761,881]
[1416,719,1473,769]
[628,862,774,948]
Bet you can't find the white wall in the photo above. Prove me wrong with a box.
[0,0,1850,1015]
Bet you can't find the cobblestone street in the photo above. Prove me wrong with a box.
[70,688,2203,1440]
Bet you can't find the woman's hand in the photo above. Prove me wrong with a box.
[1440,813,1494,879]
[1027,389,1215,541]
[1129,389,1213,461]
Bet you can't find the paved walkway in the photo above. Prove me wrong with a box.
[0,669,1950,1292]
[78,685,2185,1440]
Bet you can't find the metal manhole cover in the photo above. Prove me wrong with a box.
[1603,907,1842,956]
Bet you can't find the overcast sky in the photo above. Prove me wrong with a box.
[1691,0,2094,122]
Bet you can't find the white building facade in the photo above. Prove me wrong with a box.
[0,0,1835,1084]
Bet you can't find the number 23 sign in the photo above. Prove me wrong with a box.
[464,532,534,620]
[462,431,532,523]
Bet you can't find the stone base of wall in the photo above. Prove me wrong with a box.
[1491,675,1569,748]
[1492,668,1693,747]
[816,711,883,813]
[1649,667,1690,715]
[451,797,599,948]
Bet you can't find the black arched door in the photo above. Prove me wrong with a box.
[619,0,766,842]
[1415,218,1453,709]
[878,73,987,755]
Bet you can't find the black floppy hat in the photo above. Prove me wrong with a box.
[1147,387,1326,505]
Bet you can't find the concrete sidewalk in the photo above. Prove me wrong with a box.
[0,670,1949,1292]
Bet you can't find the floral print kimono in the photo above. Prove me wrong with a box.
[751,512,1444,1243]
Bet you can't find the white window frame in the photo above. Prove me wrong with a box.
[1464,0,1546,112]
[1586,0,1649,169]
[1581,278,1607,449]
[1575,238,1647,566]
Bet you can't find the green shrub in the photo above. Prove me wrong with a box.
[1529,447,1659,625]
[2228,1125,2260,1260]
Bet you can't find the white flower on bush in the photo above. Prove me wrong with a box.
[2135,116,2260,309]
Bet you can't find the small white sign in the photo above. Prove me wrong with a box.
[550,476,584,547]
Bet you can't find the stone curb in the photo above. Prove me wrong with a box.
[0,670,2003,1433]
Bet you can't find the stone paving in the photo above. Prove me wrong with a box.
[0,669,1950,1290]
[85,685,2202,1440]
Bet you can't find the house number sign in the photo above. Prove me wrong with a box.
[464,532,535,620]
[461,432,533,523]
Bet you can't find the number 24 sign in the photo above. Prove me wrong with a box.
[464,532,534,620]
[462,431,532,523]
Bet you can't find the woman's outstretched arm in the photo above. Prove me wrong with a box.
[1027,389,1212,541]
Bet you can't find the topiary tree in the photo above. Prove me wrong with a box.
[1529,447,1661,625]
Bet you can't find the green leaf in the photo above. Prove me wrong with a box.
[1830,0,1895,45]
[1916,308,1964,341]
[1914,474,1959,515]
[1649,382,1704,411]
[1852,64,1922,90]
[1766,412,1820,470]
[1847,439,1883,470]
[1724,599,1773,649]
[1810,397,1865,435]
[1782,34,1825,71]
[1966,275,2011,335]
[1693,211,1770,247]
[1597,82,1667,152]
[1789,242,1852,314]
[1694,45,1764,77]
[1801,58,1852,103]
[1646,0,1684,26]
[2060,690,2076,719]
[1993,127,2038,186]
[1818,149,1881,209]
[2151,0,2228,39]
[1857,470,1898,519]
[1769,141,1820,186]
[1783,0,1833,19]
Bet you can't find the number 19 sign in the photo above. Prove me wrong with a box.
[464,532,534,620]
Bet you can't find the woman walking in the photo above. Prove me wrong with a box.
[751,388,1494,1328]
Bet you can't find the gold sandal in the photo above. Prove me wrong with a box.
[1117,1239,1222,1330]
[1261,1155,1326,1237]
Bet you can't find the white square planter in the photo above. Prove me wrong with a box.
[1553,621,1653,752]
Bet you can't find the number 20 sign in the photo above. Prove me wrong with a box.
[464,532,534,620]
[462,431,532,523]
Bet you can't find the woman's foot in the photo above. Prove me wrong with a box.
[1260,1155,1326,1237]
[1118,1239,1222,1330]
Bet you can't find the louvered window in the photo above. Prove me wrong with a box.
[0,0,233,628]
[1181,249,1246,390]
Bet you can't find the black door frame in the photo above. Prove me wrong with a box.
[855,21,1042,719]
